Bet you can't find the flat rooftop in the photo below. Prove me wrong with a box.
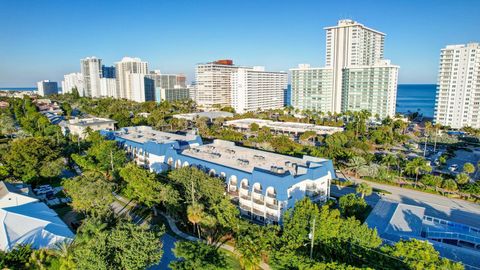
[181,139,327,175]
[116,126,197,144]
[68,117,116,127]
[173,111,234,120]
[225,118,343,135]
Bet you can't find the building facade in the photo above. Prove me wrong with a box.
[102,65,116,78]
[128,73,155,103]
[156,88,189,102]
[61,73,84,95]
[290,20,399,118]
[231,67,287,113]
[64,117,116,138]
[291,65,333,112]
[37,80,58,96]
[196,60,287,113]
[434,43,480,129]
[195,60,237,109]
[81,57,103,98]
[99,78,117,97]
[103,127,334,224]
[115,57,148,100]
[147,71,189,103]
[341,60,399,118]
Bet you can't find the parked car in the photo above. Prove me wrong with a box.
[448,164,458,172]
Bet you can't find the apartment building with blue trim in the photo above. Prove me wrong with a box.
[103,126,334,224]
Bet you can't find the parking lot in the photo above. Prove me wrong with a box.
[445,149,480,179]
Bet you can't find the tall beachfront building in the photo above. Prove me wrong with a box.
[195,60,287,113]
[80,57,103,98]
[37,80,58,96]
[146,70,190,103]
[195,60,237,109]
[231,66,287,113]
[291,64,333,112]
[115,57,148,100]
[434,43,480,129]
[61,72,84,95]
[291,20,399,118]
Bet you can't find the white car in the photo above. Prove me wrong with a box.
[448,164,458,172]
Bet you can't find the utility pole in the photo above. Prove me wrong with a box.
[310,216,316,259]
[423,134,428,157]
[110,150,114,173]
[191,180,195,205]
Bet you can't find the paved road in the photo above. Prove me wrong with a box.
[336,170,480,228]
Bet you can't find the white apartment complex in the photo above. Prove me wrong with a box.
[291,65,333,112]
[146,71,189,102]
[195,60,287,113]
[341,60,399,118]
[434,43,480,129]
[291,20,399,118]
[231,66,287,113]
[195,60,237,109]
[99,78,117,97]
[81,57,102,98]
[115,57,148,100]
[61,72,84,95]
[37,80,58,96]
[130,73,154,103]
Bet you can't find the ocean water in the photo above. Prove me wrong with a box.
[0,87,37,91]
[396,84,436,117]
[2,85,437,117]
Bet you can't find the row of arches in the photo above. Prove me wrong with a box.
[165,157,277,198]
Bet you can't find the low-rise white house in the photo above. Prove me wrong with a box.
[63,117,116,138]
[0,182,74,251]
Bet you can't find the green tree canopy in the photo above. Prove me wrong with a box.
[383,239,463,270]
[4,137,64,183]
[72,219,164,270]
[339,193,370,221]
[119,163,179,210]
[62,172,115,217]
[170,241,229,270]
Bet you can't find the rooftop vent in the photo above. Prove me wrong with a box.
[253,155,265,160]
[270,166,285,174]
[210,153,221,158]
[237,158,249,166]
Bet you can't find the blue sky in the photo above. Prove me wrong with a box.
[0,0,478,87]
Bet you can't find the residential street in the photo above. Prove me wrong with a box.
[335,170,480,228]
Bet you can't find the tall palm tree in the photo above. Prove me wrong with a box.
[405,157,432,187]
[187,203,204,238]
[356,182,373,199]
[381,154,397,174]
[347,156,367,178]
[433,123,441,153]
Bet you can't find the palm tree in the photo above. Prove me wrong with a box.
[187,203,204,238]
[456,173,470,185]
[356,182,373,199]
[381,154,397,174]
[52,241,76,270]
[405,157,432,187]
[463,162,475,175]
[432,123,441,153]
[347,156,367,178]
